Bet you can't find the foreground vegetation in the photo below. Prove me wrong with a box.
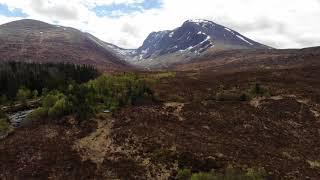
[0,62,153,126]
[29,73,153,122]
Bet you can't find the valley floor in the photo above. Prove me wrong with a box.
[1,65,320,179]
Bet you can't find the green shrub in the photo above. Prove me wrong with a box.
[191,171,216,180]
[67,84,96,121]
[87,74,153,110]
[248,83,270,98]
[48,98,69,118]
[29,74,153,122]
[42,91,61,107]
[214,84,270,102]
[28,107,48,120]
[0,117,9,135]
[28,91,70,120]
[16,87,32,102]
[32,90,39,98]
[245,167,267,179]
[177,168,192,180]
[0,95,8,105]
[0,110,6,119]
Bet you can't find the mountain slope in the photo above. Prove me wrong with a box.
[138,19,269,58]
[0,19,130,71]
[123,19,271,68]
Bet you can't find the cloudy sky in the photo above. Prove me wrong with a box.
[0,0,319,49]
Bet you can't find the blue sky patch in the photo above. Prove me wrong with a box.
[93,0,163,18]
[0,4,27,17]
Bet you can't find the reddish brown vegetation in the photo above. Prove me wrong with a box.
[1,47,320,179]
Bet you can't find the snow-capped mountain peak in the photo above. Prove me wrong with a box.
[129,19,269,61]
[103,19,271,68]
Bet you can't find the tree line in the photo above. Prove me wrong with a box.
[0,62,100,102]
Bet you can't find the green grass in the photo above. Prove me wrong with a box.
[152,71,176,79]
[143,71,176,84]
[177,168,192,180]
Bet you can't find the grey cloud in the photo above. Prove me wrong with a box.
[216,17,277,33]
[258,40,280,48]
[121,23,139,36]
[215,17,319,48]
[30,0,79,20]
[117,38,131,47]
[295,37,320,48]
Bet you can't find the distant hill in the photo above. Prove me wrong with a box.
[0,19,130,71]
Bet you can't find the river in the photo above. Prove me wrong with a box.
[8,109,34,128]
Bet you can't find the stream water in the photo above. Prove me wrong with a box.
[8,110,34,128]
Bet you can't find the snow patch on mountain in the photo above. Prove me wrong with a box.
[169,31,174,37]
[236,35,254,45]
[224,28,235,35]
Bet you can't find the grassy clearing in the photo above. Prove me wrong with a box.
[142,71,176,84]
[151,71,176,79]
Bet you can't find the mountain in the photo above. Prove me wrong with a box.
[0,19,130,71]
[0,19,272,70]
[137,19,269,57]
[121,19,271,68]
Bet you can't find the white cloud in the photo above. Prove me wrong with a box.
[0,0,319,49]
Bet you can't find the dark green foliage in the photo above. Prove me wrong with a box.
[177,168,192,180]
[0,110,9,134]
[0,109,7,119]
[67,84,96,121]
[28,91,70,120]
[29,74,153,122]
[0,95,8,105]
[16,87,32,103]
[87,74,153,111]
[214,83,270,102]
[0,62,99,100]
[0,118,9,134]
[248,83,270,98]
